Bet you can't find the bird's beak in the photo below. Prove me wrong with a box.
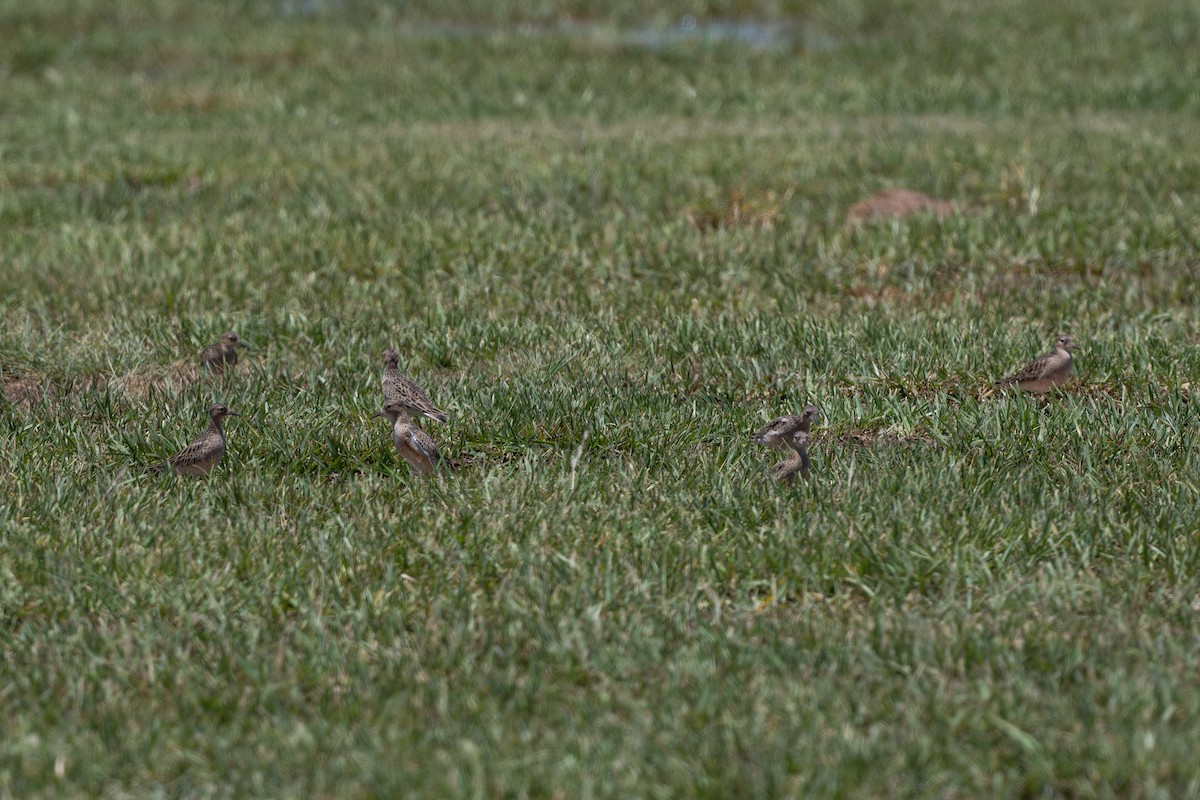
[227,412,241,417]
[371,411,383,419]
[238,342,250,349]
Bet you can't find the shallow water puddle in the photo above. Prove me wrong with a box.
[275,5,837,53]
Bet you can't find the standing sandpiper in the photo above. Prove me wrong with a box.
[381,347,449,423]
[150,403,239,477]
[752,406,819,452]
[994,335,1077,394]
[377,401,452,476]
[768,426,812,484]
[200,332,248,375]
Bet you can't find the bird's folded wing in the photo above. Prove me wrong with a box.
[406,429,442,463]
[996,353,1049,385]
[769,453,801,477]
[401,379,440,411]
[752,417,790,443]
[402,379,450,421]
[170,438,217,466]
[1010,354,1050,383]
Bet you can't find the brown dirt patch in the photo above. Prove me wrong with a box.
[4,363,204,408]
[147,87,247,115]
[115,362,199,400]
[847,188,957,223]
[2,372,56,408]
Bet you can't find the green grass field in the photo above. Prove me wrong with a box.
[3,1,1200,796]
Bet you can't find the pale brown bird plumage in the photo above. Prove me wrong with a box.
[381,348,449,423]
[200,331,248,375]
[150,403,239,477]
[378,402,455,476]
[994,335,1077,394]
[752,406,819,452]
[769,427,812,484]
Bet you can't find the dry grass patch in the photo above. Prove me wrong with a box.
[687,189,784,232]
[2,371,56,408]
[848,188,958,223]
[146,87,250,115]
[113,362,200,401]
[836,428,938,448]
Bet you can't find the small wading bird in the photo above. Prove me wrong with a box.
[994,334,1078,395]
[753,406,819,483]
[752,406,820,452]
[149,404,239,477]
[768,425,812,485]
[376,401,454,476]
[382,348,449,423]
[200,331,249,375]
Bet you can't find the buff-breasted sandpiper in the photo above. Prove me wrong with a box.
[382,348,448,423]
[150,403,239,477]
[994,335,1077,394]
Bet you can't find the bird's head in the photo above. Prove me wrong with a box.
[209,403,239,420]
[383,348,400,368]
[377,401,407,423]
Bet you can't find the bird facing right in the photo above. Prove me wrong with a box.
[381,348,449,423]
[149,403,239,477]
[994,334,1077,394]
[752,406,820,452]
[200,331,248,375]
